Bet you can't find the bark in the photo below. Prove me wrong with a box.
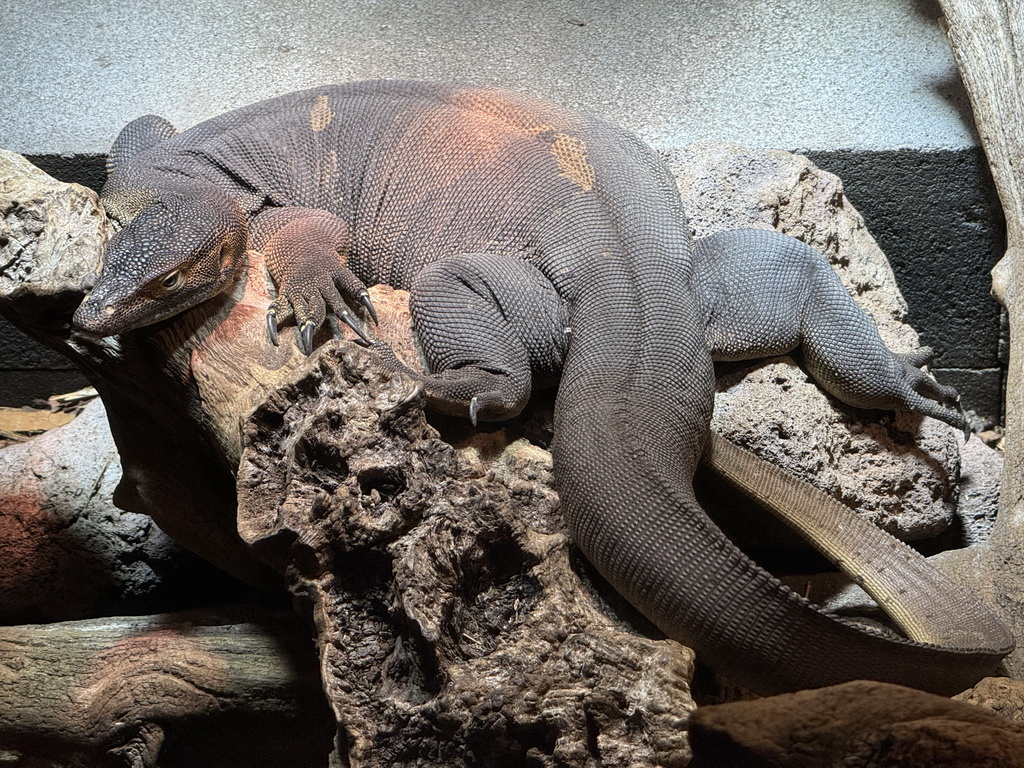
[0,606,333,768]
[937,0,1024,675]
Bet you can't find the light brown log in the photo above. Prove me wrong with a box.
[0,607,332,768]
[938,0,1024,675]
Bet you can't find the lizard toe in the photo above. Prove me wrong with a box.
[289,291,327,355]
[324,288,372,343]
[894,361,969,437]
[265,297,295,347]
[912,372,962,411]
[330,267,377,325]
[904,388,970,438]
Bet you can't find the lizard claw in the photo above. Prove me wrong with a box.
[266,308,280,347]
[357,289,378,325]
[337,308,372,344]
[469,396,480,427]
[299,321,315,356]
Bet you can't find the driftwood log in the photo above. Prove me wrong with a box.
[0,606,333,768]
[938,0,1024,678]
[0,121,1013,765]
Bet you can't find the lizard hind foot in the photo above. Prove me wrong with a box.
[887,350,970,437]
[902,364,970,438]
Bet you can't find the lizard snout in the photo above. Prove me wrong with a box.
[72,282,130,336]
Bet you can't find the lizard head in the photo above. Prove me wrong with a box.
[74,188,248,336]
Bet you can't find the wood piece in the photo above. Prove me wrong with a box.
[937,0,1024,676]
[0,607,333,768]
[236,343,696,767]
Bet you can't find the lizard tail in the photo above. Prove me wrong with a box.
[552,266,1011,696]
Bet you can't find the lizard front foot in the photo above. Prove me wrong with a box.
[266,280,376,354]
[250,206,376,354]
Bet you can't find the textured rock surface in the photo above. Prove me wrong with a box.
[0,399,240,623]
[957,434,1003,544]
[688,679,1024,768]
[669,142,963,541]
[237,344,694,768]
[956,676,1024,721]
[712,360,958,540]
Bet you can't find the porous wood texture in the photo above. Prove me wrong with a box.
[237,343,694,767]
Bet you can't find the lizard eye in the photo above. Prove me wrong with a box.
[160,270,184,291]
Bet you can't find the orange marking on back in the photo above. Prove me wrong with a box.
[310,94,334,132]
[449,87,595,191]
[449,87,556,136]
[550,132,595,190]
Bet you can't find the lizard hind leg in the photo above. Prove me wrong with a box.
[789,249,970,435]
[693,228,968,434]
[382,253,568,423]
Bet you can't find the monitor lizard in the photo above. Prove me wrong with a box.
[72,80,1013,695]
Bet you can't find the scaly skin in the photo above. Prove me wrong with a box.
[73,81,1012,695]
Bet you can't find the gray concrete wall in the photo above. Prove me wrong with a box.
[0,0,1006,421]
